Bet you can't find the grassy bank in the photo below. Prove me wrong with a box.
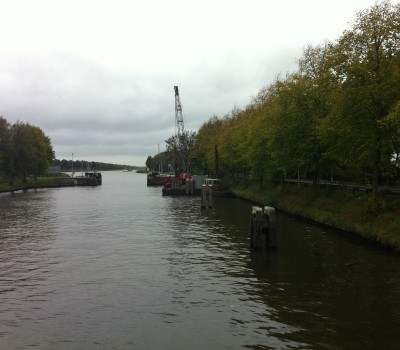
[0,177,59,193]
[232,182,400,251]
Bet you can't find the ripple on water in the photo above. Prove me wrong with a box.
[1,173,400,349]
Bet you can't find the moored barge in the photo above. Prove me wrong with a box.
[56,172,102,187]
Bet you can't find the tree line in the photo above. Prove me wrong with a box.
[0,116,54,184]
[193,1,400,197]
[0,115,139,184]
[52,159,138,172]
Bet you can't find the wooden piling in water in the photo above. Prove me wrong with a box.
[250,206,276,249]
[185,178,194,194]
[201,184,213,208]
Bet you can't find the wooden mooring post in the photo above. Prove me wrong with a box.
[185,178,194,194]
[250,206,276,249]
[201,184,213,208]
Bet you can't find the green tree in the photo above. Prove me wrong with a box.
[216,107,249,178]
[60,159,70,170]
[165,130,197,173]
[266,60,334,186]
[0,116,14,181]
[245,87,280,184]
[29,125,55,177]
[194,116,224,175]
[145,156,153,170]
[294,43,339,183]
[11,122,54,182]
[330,0,400,195]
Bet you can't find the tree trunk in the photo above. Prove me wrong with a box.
[312,168,320,189]
[214,145,219,178]
[297,169,300,188]
[372,149,381,198]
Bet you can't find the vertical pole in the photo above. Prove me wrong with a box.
[201,184,213,208]
[250,206,263,248]
[264,206,276,248]
[201,185,207,208]
[250,206,277,249]
[297,169,300,188]
[215,145,219,178]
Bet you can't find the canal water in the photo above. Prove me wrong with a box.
[0,171,399,349]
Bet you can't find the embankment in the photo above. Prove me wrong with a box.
[0,178,59,194]
[232,183,400,251]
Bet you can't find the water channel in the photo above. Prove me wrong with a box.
[0,171,399,349]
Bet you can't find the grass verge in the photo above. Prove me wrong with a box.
[231,182,400,251]
[0,177,59,193]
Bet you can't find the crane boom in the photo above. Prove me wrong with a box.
[174,86,185,136]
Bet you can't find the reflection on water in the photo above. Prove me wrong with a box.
[0,172,399,349]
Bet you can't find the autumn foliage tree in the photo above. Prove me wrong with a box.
[0,117,14,179]
[329,0,400,195]
[193,1,400,196]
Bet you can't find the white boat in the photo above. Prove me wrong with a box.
[203,178,234,197]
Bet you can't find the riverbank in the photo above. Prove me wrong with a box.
[232,182,400,251]
[0,177,60,193]
[0,173,101,193]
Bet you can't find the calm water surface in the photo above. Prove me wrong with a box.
[0,171,399,349]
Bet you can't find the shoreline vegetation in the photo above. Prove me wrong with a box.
[0,177,63,194]
[148,2,400,254]
[231,182,400,252]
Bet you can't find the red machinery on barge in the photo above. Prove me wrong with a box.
[162,173,204,196]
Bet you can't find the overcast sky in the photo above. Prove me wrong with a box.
[0,0,392,166]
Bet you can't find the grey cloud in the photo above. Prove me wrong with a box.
[0,48,301,166]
